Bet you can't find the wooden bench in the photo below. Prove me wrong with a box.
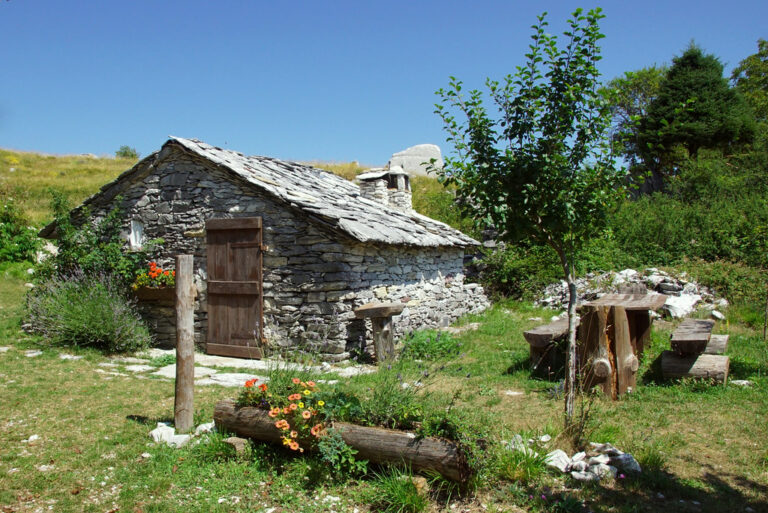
[661,318,729,384]
[523,317,577,375]
[354,302,405,363]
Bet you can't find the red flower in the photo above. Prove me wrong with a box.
[258,383,268,392]
[292,378,301,384]
[244,378,258,387]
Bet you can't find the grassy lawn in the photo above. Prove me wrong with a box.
[2,263,767,513]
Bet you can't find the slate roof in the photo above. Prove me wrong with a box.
[42,137,478,248]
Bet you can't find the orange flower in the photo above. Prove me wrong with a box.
[289,441,299,451]
[290,430,298,438]
[310,424,321,436]
[268,408,280,418]
[149,262,157,269]
[275,419,290,430]
[244,378,258,388]
[288,393,302,401]
[164,270,170,276]
[289,403,298,411]
[171,270,176,277]
[282,407,290,415]
[307,381,316,388]
[292,378,301,384]
[302,410,311,419]
[258,383,268,392]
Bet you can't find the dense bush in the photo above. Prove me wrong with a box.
[0,197,40,263]
[37,193,155,286]
[400,330,461,360]
[115,145,140,160]
[26,271,151,353]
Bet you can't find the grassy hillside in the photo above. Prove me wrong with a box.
[0,149,134,226]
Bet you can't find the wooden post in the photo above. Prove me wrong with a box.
[174,254,196,433]
[353,302,405,364]
[613,306,638,395]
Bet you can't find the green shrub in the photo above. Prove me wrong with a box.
[115,145,140,160]
[371,466,428,513]
[677,259,767,306]
[37,192,155,286]
[26,271,151,353]
[480,245,561,299]
[400,330,461,360]
[316,427,368,478]
[0,197,40,263]
[410,176,480,239]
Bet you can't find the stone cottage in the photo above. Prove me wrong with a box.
[41,137,488,361]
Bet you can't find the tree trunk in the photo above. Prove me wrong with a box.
[213,400,471,483]
[564,277,578,424]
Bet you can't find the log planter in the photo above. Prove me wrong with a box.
[133,286,176,303]
[214,399,471,483]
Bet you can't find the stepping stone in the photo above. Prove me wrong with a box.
[124,364,154,373]
[152,364,219,379]
[59,354,83,360]
[111,356,150,364]
[24,350,42,358]
[198,373,266,388]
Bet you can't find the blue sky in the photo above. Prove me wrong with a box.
[1,0,766,165]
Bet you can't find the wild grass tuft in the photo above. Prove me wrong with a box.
[371,467,428,513]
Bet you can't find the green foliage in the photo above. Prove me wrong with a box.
[435,9,623,267]
[37,192,154,286]
[491,446,548,484]
[678,259,767,306]
[400,330,461,360]
[409,176,480,240]
[148,353,175,367]
[732,38,768,123]
[371,467,428,513]
[115,145,140,160]
[358,367,424,430]
[638,45,755,178]
[316,428,368,478]
[480,245,561,299]
[25,271,152,353]
[0,196,40,263]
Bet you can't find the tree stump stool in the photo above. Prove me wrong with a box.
[354,302,406,363]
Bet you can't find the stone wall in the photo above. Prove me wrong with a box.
[88,146,488,360]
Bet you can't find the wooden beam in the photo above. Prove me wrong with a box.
[353,302,406,319]
[670,319,715,355]
[660,351,729,384]
[174,254,196,433]
[205,217,262,231]
[613,306,638,395]
[584,293,667,311]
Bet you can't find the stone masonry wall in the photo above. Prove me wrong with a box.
[89,147,488,360]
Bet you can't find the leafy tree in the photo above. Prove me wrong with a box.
[435,8,624,426]
[637,45,755,188]
[602,66,667,192]
[115,145,140,160]
[732,39,768,123]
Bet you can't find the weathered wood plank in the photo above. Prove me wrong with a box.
[584,293,667,311]
[208,281,261,295]
[213,400,470,483]
[660,351,729,384]
[579,305,614,399]
[353,302,406,319]
[704,334,729,355]
[523,318,571,348]
[613,306,638,395]
[205,217,262,230]
[670,319,714,355]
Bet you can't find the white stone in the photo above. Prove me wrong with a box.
[205,373,266,388]
[504,390,523,396]
[569,460,588,472]
[710,310,725,320]
[36,464,55,472]
[730,380,753,387]
[24,350,42,357]
[169,434,191,448]
[124,365,154,373]
[589,463,617,478]
[0,347,10,353]
[663,294,701,318]
[195,422,216,435]
[58,354,83,360]
[140,452,152,459]
[571,470,600,482]
[111,356,150,364]
[572,451,586,462]
[587,454,611,465]
[544,449,570,472]
[152,364,219,379]
[149,423,176,444]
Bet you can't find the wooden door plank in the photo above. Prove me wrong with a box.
[208,281,261,295]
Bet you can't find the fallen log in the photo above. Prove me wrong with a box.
[660,351,729,384]
[213,399,470,483]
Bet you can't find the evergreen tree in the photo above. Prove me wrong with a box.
[637,45,754,188]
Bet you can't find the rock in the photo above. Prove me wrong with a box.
[569,460,588,472]
[387,144,443,177]
[149,423,176,445]
[572,451,586,462]
[610,453,642,473]
[544,449,570,472]
[710,310,725,320]
[663,294,702,318]
[58,354,83,360]
[23,434,40,443]
[24,350,42,358]
[195,422,216,435]
[587,454,611,466]
[36,464,55,472]
[0,347,10,353]
[125,364,154,373]
[589,442,623,457]
[223,436,249,455]
[504,390,524,396]
[571,470,600,482]
[152,364,219,379]
[538,434,551,443]
[589,463,616,478]
[140,452,152,459]
[410,476,429,497]
[730,379,753,387]
[169,434,192,448]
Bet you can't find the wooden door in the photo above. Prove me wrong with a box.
[205,217,264,358]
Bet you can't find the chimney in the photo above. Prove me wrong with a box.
[356,165,412,212]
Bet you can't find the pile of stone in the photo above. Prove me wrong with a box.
[536,268,728,319]
[543,442,641,482]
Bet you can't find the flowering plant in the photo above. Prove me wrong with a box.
[132,261,175,290]
[237,377,325,452]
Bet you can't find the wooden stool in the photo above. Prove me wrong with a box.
[354,302,406,363]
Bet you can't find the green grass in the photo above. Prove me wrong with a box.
[0,149,133,226]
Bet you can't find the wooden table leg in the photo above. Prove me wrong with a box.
[371,316,395,362]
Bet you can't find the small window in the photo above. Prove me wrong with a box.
[129,219,144,250]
